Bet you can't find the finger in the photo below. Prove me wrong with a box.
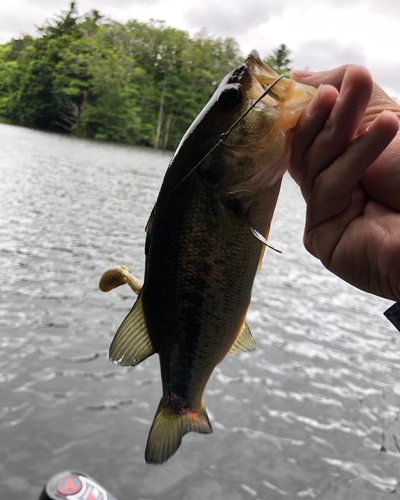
[289,84,339,185]
[362,122,400,211]
[292,67,400,134]
[301,66,373,200]
[306,110,399,235]
[291,65,351,92]
[359,85,400,132]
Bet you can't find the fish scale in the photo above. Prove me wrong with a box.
[102,50,315,464]
[145,173,261,389]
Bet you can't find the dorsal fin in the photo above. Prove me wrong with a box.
[109,292,155,366]
[228,321,256,355]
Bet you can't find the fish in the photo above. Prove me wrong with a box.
[100,50,315,465]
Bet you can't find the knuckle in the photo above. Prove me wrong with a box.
[321,115,335,137]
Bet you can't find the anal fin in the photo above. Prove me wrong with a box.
[228,321,256,355]
[109,292,155,366]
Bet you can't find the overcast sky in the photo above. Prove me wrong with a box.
[1,0,399,100]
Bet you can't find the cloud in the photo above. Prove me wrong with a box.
[79,0,161,7]
[0,0,163,43]
[183,0,283,37]
[290,38,400,99]
[370,0,400,17]
[0,2,49,41]
[182,0,391,38]
[369,61,400,98]
[293,39,367,72]
[0,0,399,102]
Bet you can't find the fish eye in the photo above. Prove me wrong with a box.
[220,86,243,108]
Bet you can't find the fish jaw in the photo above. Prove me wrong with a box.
[105,50,316,466]
[219,52,315,193]
[173,50,315,176]
[246,51,316,133]
[276,82,316,132]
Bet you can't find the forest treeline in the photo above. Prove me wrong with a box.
[0,2,292,149]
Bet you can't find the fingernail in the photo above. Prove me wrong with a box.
[366,110,388,133]
[292,70,316,78]
[337,71,350,100]
[306,84,323,116]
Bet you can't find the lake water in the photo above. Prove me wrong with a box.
[1,122,400,500]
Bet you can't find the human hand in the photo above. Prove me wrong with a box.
[289,65,400,300]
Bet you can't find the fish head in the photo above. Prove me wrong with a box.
[221,49,316,138]
[178,50,315,193]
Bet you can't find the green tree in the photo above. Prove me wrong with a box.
[264,44,292,76]
[5,2,81,127]
[37,1,79,38]
[0,4,243,148]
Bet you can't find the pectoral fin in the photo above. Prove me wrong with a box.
[109,292,155,366]
[228,321,256,355]
[237,202,281,254]
[247,222,281,253]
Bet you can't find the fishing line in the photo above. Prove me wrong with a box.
[151,73,285,252]
[168,74,285,196]
[220,74,284,142]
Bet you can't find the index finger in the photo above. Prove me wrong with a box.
[291,66,350,92]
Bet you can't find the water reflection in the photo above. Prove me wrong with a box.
[1,123,399,499]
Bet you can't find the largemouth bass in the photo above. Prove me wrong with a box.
[100,51,315,465]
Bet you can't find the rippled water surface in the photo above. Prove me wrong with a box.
[1,123,400,499]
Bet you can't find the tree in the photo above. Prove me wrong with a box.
[4,2,82,127]
[264,44,292,76]
[0,5,243,148]
[38,2,78,39]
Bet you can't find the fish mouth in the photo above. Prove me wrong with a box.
[246,50,315,107]
[246,50,294,103]
[226,51,316,151]
[222,50,316,152]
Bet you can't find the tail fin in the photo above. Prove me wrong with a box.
[145,399,212,465]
